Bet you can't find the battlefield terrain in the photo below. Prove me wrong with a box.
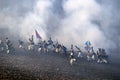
[0,48,120,80]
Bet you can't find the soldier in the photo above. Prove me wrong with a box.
[61,44,67,56]
[28,35,35,51]
[54,41,59,53]
[91,47,96,60]
[75,45,83,58]
[18,40,24,48]
[47,37,54,51]
[101,49,108,63]
[5,37,11,54]
[84,41,92,61]
[70,55,76,65]
[47,37,53,45]
[0,39,4,52]
[38,41,43,52]
[69,44,76,65]
[43,40,48,53]
[97,48,108,64]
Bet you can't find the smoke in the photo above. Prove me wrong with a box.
[58,0,104,48]
[0,0,36,39]
[0,0,120,52]
[20,0,53,42]
[52,0,119,51]
[96,0,120,52]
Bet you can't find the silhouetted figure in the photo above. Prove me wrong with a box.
[47,37,53,45]
[0,39,4,52]
[75,45,83,58]
[43,40,48,53]
[5,37,14,54]
[28,35,35,51]
[69,44,76,65]
[91,47,96,60]
[97,48,108,64]
[62,45,67,56]
[18,40,24,48]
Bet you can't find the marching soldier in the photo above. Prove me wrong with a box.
[97,48,108,64]
[18,40,24,48]
[5,37,12,54]
[43,40,48,53]
[0,39,4,52]
[69,44,76,65]
[75,45,83,58]
[28,35,35,51]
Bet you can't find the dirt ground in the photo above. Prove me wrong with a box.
[0,49,120,80]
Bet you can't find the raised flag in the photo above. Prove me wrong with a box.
[84,41,91,51]
[35,30,42,39]
[85,41,91,46]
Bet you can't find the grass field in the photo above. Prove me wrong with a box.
[0,49,120,80]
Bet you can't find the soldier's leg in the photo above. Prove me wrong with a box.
[7,49,10,54]
[87,55,90,61]
[92,55,95,60]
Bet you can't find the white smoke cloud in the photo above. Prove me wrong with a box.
[0,0,119,51]
[54,0,105,49]
[19,0,53,43]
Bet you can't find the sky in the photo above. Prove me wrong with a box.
[0,0,120,52]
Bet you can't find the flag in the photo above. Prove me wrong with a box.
[85,41,91,46]
[84,41,91,51]
[35,30,42,39]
